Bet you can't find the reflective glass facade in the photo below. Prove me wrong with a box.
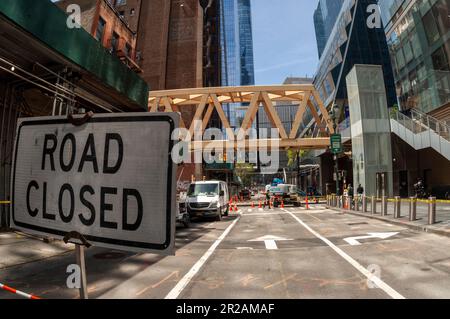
[379,0,450,114]
[308,0,397,136]
[314,0,345,58]
[220,0,255,128]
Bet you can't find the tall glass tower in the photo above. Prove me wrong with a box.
[313,0,345,58]
[220,0,255,128]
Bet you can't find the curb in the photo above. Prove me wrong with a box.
[327,206,450,238]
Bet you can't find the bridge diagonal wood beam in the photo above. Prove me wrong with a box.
[150,97,161,112]
[202,102,215,134]
[261,91,288,139]
[211,93,234,138]
[162,97,174,112]
[308,100,326,133]
[240,92,261,132]
[312,90,334,134]
[289,91,311,139]
[164,97,187,129]
[189,94,209,137]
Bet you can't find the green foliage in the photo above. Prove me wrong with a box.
[287,149,308,168]
[235,163,254,187]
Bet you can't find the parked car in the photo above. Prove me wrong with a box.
[186,181,230,221]
[239,189,252,200]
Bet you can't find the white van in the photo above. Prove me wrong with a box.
[186,181,230,221]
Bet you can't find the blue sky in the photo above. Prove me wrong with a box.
[251,0,319,85]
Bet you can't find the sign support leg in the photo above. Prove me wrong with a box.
[75,245,89,300]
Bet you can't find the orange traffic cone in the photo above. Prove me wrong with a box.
[306,196,310,210]
[281,200,285,209]
[251,202,255,208]
[234,203,238,212]
[259,201,262,209]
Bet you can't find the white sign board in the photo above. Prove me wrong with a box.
[11,113,179,255]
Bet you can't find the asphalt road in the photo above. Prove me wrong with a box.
[1,205,450,299]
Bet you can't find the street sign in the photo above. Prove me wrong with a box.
[330,134,342,154]
[11,113,179,255]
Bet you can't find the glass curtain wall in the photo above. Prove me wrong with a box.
[380,0,450,114]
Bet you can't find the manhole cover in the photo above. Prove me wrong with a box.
[94,252,126,260]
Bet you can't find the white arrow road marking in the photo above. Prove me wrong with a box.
[282,209,405,299]
[248,235,293,250]
[344,232,399,246]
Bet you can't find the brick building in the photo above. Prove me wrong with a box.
[56,0,142,73]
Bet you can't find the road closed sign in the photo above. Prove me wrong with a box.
[11,113,179,255]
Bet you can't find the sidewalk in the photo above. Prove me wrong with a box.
[327,201,450,238]
[0,231,73,269]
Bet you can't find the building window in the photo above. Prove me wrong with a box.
[422,10,440,45]
[95,17,106,42]
[110,32,119,53]
[432,46,450,71]
[115,0,127,6]
[125,43,132,58]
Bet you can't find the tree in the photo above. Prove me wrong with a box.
[235,163,254,188]
[287,149,308,168]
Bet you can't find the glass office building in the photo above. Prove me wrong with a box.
[220,0,255,128]
[379,0,450,118]
[313,0,345,58]
[310,0,397,135]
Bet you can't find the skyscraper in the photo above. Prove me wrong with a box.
[220,0,255,127]
[313,0,345,58]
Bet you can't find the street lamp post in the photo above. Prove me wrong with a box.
[331,104,341,196]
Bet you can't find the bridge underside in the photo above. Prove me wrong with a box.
[148,85,334,150]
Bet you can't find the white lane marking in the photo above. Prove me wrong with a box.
[165,215,241,299]
[282,209,405,299]
[248,235,293,250]
[344,232,399,246]
[265,240,278,250]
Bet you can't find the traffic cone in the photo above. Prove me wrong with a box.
[235,203,239,212]
[306,196,310,210]
[251,202,255,208]
[281,200,285,209]
[259,201,262,209]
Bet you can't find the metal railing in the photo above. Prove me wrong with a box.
[326,194,449,226]
[392,108,450,143]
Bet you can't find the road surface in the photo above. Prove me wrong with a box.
[1,205,450,299]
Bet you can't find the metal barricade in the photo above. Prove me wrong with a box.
[381,196,387,216]
[394,196,401,218]
[409,197,417,222]
[428,197,436,225]
[371,196,376,215]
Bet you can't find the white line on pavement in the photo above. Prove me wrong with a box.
[165,215,241,299]
[282,209,406,299]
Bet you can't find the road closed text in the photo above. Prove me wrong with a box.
[25,133,143,231]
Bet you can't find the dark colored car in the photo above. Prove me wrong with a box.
[239,189,252,200]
